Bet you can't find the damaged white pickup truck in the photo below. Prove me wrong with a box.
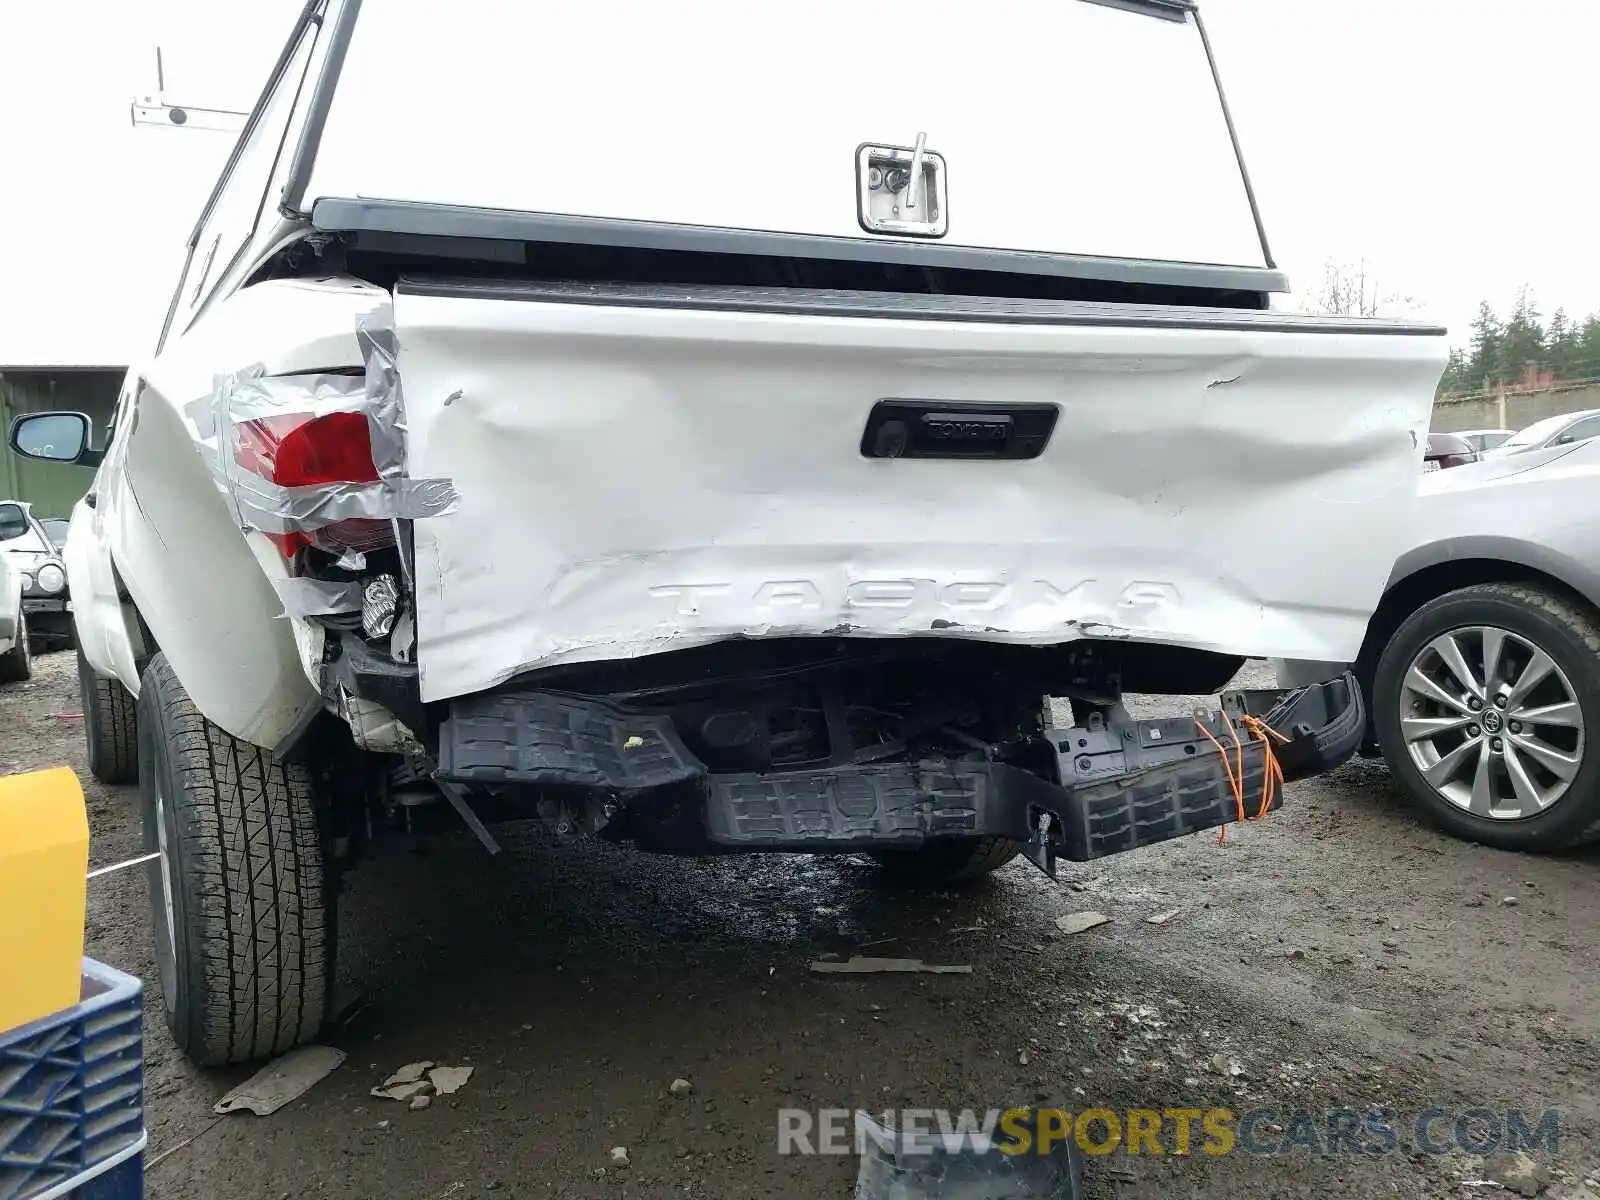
[11,0,1448,1066]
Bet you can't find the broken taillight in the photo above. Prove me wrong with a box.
[233,411,380,486]
[231,411,394,558]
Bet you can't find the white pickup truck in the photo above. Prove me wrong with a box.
[10,0,1447,1066]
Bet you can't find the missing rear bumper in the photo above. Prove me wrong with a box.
[435,674,1362,870]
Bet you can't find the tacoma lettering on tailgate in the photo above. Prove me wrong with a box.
[647,579,1181,620]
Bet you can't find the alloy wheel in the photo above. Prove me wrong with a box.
[1399,624,1585,819]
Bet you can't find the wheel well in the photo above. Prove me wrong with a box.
[1355,559,1600,688]
[109,558,161,673]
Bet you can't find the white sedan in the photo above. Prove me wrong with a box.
[0,542,30,683]
[1281,438,1600,851]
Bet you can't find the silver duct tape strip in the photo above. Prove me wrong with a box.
[225,370,374,427]
[229,474,458,533]
[357,304,409,483]
[192,304,458,538]
[274,576,365,617]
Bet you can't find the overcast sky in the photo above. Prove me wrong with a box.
[1,0,1595,366]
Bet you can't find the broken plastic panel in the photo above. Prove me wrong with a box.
[434,674,1365,868]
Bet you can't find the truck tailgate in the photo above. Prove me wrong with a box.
[392,280,1446,703]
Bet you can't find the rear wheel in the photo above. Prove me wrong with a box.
[1372,583,1600,852]
[0,612,32,683]
[869,836,1022,884]
[139,652,333,1065]
[80,646,138,784]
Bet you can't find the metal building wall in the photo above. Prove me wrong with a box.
[0,369,121,517]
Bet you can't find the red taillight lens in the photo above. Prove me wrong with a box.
[231,411,392,559]
[233,411,380,487]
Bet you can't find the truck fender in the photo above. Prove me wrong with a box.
[109,275,390,748]
[112,384,318,748]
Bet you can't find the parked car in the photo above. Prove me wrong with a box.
[1424,431,1478,471]
[1278,438,1600,852]
[1484,408,1600,460]
[38,517,70,551]
[0,544,29,683]
[7,0,1447,1066]
[1455,427,1514,455]
[0,501,75,651]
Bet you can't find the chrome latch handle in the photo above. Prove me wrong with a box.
[904,131,927,211]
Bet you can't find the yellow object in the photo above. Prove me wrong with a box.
[0,767,89,1032]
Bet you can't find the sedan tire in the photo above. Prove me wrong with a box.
[1372,582,1600,852]
[0,611,32,683]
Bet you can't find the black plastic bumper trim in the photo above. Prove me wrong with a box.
[435,673,1365,869]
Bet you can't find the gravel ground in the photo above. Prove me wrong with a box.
[7,649,1600,1199]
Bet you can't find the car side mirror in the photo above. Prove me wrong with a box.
[8,411,103,467]
[1556,434,1576,444]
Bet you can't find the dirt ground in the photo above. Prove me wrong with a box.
[7,649,1600,1199]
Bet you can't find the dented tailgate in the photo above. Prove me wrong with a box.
[392,280,1447,704]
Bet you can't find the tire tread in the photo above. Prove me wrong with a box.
[147,655,327,1063]
[82,648,138,783]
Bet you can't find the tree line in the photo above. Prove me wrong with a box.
[1301,262,1600,400]
[1438,291,1600,399]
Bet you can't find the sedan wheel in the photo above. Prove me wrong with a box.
[1374,583,1600,852]
[1399,625,1583,817]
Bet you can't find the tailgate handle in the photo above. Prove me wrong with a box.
[861,399,1059,461]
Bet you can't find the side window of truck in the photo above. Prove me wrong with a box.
[167,16,322,338]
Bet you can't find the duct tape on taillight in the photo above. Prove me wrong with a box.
[271,576,366,617]
[186,303,459,616]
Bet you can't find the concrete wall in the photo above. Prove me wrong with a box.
[0,369,121,517]
[1432,384,1600,435]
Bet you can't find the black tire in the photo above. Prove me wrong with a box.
[79,646,138,784]
[0,611,32,683]
[138,652,332,1065]
[869,836,1022,884]
[1372,582,1600,853]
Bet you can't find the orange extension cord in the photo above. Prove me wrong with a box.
[1193,710,1290,843]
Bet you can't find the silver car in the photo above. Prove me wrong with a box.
[1484,408,1600,459]
[1281,438,1600,851]
[1454,427,1513,455]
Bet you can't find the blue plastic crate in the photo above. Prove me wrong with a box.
[0,959,144,1200]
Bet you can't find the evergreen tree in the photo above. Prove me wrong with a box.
[1546,309,1579,378]
[1437,348,1472,397]
[1575,316,1600,383]
[1435,293,1600,398]
[1466,301,1503,391]
[1499,287,1545,384]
